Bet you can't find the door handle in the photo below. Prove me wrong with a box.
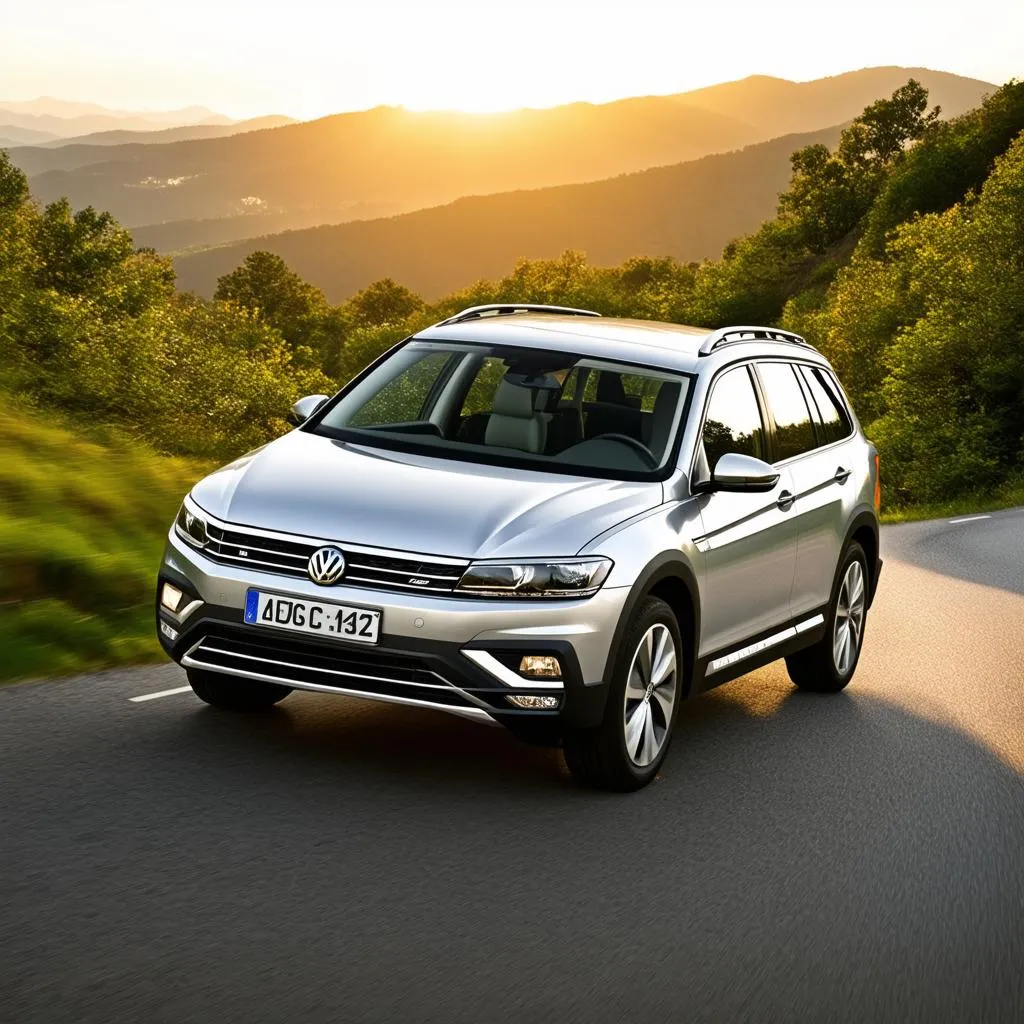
[776,490,794,510]
[834,466,851,484]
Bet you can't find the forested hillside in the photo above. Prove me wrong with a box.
[1,78,1023,679]
[173,125,844,300]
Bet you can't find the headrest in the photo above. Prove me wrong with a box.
[492,379,540,418]
[596,372,626,404]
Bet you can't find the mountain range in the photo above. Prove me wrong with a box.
[7,67,992,253]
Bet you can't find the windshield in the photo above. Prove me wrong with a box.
[310,341,691,479]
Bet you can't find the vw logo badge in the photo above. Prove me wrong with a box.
[307,546,346,585]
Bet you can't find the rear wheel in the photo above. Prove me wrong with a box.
[187,669,292,711]
[785,541,868,693]
[563,597,683,791]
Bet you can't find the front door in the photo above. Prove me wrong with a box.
[694,364,800,657]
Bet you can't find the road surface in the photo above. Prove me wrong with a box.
[2,510,1023,1023]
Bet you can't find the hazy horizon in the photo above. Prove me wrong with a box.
[2,0,1020,120]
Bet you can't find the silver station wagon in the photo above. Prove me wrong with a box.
[157,305,882,790]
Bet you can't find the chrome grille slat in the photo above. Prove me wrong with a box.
[198,644,455,690]
[345,563,461,581]
[199,522,468,594]
[213,542,308,562]
[184,631,489,715]
[342,575,454,593]
[207,552,310,575]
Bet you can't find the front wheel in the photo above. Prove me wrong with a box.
[563,597,683,791]
[785,541,869,693]
[187,669,292,711]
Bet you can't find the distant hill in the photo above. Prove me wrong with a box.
[174,125,844,301]
[676,66,991,138]
[0,125,59,146]
[16,98,754,228]
[12,67,992,248]
[0,97,222,122]
[132,202,405,254]
[0,98,230,139]
[38,115,296,149]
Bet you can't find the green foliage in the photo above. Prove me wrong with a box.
[836,80,940,171]
[32,199,136,296]
[344,277,424,327]
[0,398,208,681]
[0,171,334,463]
[868,136,1024,503]
[862,80,1024,252]
[214,249,332,360]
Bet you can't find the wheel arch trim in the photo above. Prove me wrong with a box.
[601,552,701,697]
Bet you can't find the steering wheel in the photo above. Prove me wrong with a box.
[592,433,658,469]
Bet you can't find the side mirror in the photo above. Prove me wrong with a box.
[288,394,329,426]
[704,453,780,493]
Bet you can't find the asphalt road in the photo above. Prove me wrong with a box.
[3,511,1024,1023]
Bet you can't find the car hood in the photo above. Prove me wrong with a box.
[190,430,662,560]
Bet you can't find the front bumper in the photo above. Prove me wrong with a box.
[157,530,628,731]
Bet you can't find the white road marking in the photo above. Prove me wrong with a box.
[948,514,992,525]
[130,685,192,703]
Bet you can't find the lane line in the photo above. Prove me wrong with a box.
[948,514,992,525]
[130,685,192,703]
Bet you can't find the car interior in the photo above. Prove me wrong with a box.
[322,346,687,473]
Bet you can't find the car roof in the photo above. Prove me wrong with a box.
[413,314,829,374]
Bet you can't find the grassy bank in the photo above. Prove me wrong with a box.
[881,479,1024,524]
[0,401,208,682]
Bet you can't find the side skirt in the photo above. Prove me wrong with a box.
[693,610,828,693]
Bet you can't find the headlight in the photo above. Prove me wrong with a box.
[456,558,612,598]
[174,503,208,548]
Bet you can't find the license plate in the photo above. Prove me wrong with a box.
[244,590,381,644]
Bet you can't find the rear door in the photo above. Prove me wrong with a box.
[694,364,800,656]
[754,361,854,621]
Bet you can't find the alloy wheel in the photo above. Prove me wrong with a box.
[833,560,866,676]
[623,623,678,767]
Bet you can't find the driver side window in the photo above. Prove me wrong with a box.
[701,365,767,473]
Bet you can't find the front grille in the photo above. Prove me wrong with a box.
[204,522,468,594]
[186,629,474,707]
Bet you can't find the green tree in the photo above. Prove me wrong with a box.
[32,199,135,296]
[343,277,424,327]
[215,250,330,354]
[837,79,940,171]
[0,149,29,213]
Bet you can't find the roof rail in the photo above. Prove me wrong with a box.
[698,325,812,357]
[434,303,601,327]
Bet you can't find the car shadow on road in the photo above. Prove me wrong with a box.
[6,665,1024,1023]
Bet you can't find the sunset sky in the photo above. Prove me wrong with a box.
[2,0,1020,119]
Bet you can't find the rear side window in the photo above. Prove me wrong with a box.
[798,365,853,445]
[756,362,817,462]
[701,365,767,471]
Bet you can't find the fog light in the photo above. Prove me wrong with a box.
[160,582,183,612]
[506,695,561,710]
[159,621,179,642]
[519,655,562,678]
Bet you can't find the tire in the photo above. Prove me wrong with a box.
[563,597,683,791]
[187,669,292,711]
[785,541,869,693]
